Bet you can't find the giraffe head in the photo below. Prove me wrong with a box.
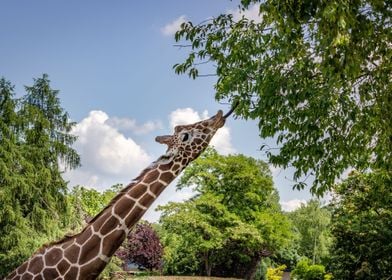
[155,110,225,165]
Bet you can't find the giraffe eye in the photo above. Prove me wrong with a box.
[181,132,190,142]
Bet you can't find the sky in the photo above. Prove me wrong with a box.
[1,0,315,221]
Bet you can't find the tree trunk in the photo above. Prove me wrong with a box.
[204,251,212,277]
[245,249,271,280]
[244,254,262,280]
[312,232,318,264]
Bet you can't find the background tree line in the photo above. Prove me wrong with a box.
[1,73,391,279]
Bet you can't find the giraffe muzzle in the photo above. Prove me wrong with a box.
[155,135,172,145]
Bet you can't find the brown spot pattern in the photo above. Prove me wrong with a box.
[102,230,126,257]
[125,206,144,227]
[27,257,43,274]
[160,171,174,183]
[128,184,147,198]
[76,227,93,245]
[44,248,63,266]
[64,266,78,280]
[149,181,164,196]
[42,268,59,279]
[142,170,160,184]
[92,212,110,232]
[57,259,71,275]
[100,216,119,235]
[79,235,101,265]
[21,274,32,280]
[64,244,80,263]
[139,193,155,208]
[113,197,135,218]
[79,258,107,280]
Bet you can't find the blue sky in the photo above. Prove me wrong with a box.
[1,0,314,221]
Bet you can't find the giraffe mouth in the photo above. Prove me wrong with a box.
[211,110,225,129]
[156,148,178,164]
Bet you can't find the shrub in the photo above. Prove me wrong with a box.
[267,264,286,280]
[292,258,332,280]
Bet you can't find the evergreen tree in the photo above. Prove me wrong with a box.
[0,75,80,276]
[0,78,37,275]
[18,74,80,234]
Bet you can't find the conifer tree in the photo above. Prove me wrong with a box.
[0,75,80,276]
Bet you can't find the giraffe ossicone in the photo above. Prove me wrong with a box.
[7,109,227,280]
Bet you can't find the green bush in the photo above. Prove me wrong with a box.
[292,258,332,280]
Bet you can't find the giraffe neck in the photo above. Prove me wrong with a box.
[6,156,185,280]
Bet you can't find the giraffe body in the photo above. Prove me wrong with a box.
[7,110,226,280]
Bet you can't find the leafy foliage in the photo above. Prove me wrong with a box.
[117,222,163,271]
[159,149,293,278]
[69,184,121,221]
[159,193,249,276]
[266,264,286,280]
[288,200,332,265]
[292,258,331,280]
[0,75,80,276]
[173,0,392,195]
[329,171,392,279]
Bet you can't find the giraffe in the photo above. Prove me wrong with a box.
[6,109,232,280]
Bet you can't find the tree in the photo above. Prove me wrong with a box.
[69,184,121,221]
[173,0,392,195]
[16,74,80,235]
[158,193,240,276]
[0,75,80,276]
[288,200,332,265]
[0,78,39,276]
[329,171,392,279]
[177,148,276,219]
[159,149,293,279]
[117,222,163,271]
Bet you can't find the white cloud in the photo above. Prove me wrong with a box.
[269,164,282,176]
[63,110,151,190]
[161,15,187,36]
[169,108,235,155]
[105,116,163,135]
[280,199,307,212]
[229,4,262,23]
